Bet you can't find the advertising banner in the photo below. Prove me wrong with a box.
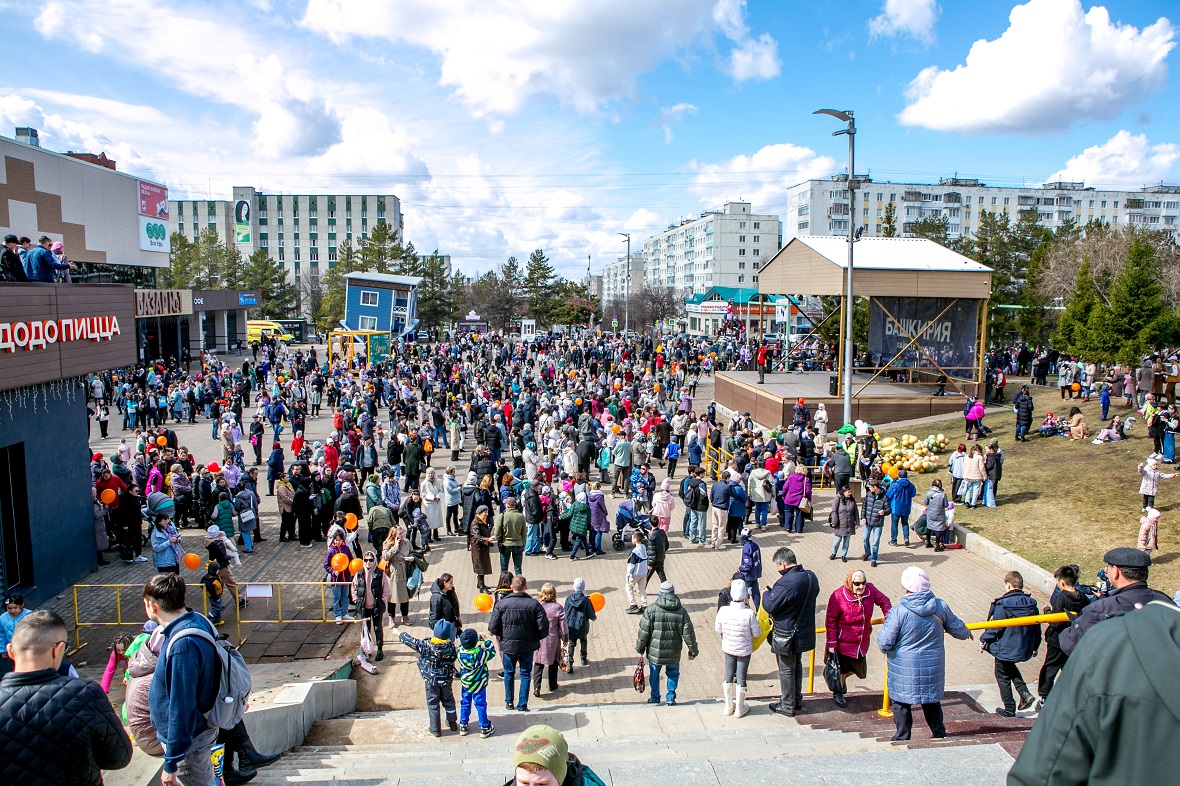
[138,181,169,219]
[234,199,251,244]
[868,297,979,376]
[368,333,390,365]
[138,215,169,253]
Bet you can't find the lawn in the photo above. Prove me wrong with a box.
[874,386,1180,596]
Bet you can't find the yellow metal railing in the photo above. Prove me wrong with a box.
[69,580,355,652]
[799,611,1069,719]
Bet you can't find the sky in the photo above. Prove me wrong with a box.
[2,0,1178,280]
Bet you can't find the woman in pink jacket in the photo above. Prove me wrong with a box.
[825,569,892,706]
[650,479,675,532]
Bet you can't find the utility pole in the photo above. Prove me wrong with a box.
[814,108,856,427]
[619,233,631,335]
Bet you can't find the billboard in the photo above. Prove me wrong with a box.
[868,297,980,376]
[138,181,169,219]
[138,215,168,252]
[234,199,251,244]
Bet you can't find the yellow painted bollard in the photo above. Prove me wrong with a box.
[878,660,893,718]
[807,647,816,694]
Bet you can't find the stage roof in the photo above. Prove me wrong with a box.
[758,236,993,299]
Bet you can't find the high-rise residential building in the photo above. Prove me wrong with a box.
[169,186,404,282]
[585,274,603,300]
[640,202,782,296]
[785,175,1180,244]
[602,254,644,303]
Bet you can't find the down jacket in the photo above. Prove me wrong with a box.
[828,496,859,537]
[715,601,762,657]
[876,590,971,704]
[636,592,699,665]
[0,668,132,786]
[825,583,893,659]
[862,488,888,528]
[979,589,1041,663]
[564,591,598,639]
[488,592,549,657]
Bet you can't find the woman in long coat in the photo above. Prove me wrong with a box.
[922,479,949,551]
[468,504,494,593]
[532,583,568,698]
[421,467,445,541]
[380,525,412,625]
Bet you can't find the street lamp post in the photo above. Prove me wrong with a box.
[619,232,631,335]
[814,108,856,427]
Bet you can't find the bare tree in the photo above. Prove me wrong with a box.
[296,273,326,326]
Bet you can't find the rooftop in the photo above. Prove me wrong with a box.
[791,236,992,273]
[343,272,422,286]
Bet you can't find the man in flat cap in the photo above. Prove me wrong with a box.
[1057,547,1173,656]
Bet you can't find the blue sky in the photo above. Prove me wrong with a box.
[1,0,1177,279]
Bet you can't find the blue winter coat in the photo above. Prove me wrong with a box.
[876,590,971,704]
[726,482,748,518]
[979,590,1042,663]
[739,539,762,582]
[885,477,917,516]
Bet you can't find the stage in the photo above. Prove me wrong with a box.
[714,370,971,431]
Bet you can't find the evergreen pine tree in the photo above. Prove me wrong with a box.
[882,202,897,237]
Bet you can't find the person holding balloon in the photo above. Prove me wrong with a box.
[563,578,600,671]
[352,551,391,661]
[325,530,355,624]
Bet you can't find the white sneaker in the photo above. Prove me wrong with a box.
[335,616,344,624]
[343,614,356,621]
[133,555,149,563]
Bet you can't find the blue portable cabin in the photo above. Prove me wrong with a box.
[343,272,423,339]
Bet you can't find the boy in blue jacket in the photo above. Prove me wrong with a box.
[980,571,1041,717]
[395,620,459,737]
[738,529,763,609]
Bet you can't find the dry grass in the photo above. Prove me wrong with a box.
[876,388,1179,595]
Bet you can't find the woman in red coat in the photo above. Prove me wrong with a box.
[825,569,892,706]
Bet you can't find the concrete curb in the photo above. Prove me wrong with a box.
[951,524,1056,597]
[104,667,357,786]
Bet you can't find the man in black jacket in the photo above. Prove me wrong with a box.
[0,610,131,786]
[488,575,549,713]
[1059,547,1173,655]
[1,234,29,282]
[761,547,819,717]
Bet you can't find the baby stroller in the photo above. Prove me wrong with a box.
[612,498,651,551]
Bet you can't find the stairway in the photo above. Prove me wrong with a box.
[249,698,1018,785]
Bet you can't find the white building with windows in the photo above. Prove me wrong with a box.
[602,254,644,302]
[169,186,403,281]
[641,202,782,296]
[785,175,1180,244]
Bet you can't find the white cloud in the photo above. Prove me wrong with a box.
[1047,130,1180,187]
[899,0,1176,134]
[713,0,781,81]
[869,0,940,45]
[689,143,836,215]
[299,0,779,118]
[658,103,698,143]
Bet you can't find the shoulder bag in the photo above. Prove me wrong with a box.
[769,572,816,656]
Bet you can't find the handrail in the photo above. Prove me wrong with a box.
[798,610,1071,717]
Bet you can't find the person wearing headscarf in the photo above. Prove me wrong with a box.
[825,570,892,707]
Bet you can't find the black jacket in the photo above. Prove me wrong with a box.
[428,581,461,629]
[761,565,820,653]
[487,591,549,657]
[0,668,132,786]
[0,247,29,282]
[980,589,1041,662]
[1059,581,1174,655]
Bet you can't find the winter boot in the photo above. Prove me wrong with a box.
[230,719,282,770]
[223,764,257,785]
[734,686,750,718]
[722,682,734,716]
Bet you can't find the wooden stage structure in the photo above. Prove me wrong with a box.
[715,370,968,430]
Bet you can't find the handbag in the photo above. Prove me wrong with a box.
[632,657,646,693]
[798,497,812,515]
[823,649,842,693]
[559,649,571,674]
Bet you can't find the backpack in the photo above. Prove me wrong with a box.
[165,626,252,730]
[685,480,708,511]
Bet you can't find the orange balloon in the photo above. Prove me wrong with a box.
[331,553,349,573]
[349,558,364,575]
[612,424,621,434]
[473,593,493,613]
[345,513,358,530]
[156,436,167,446]
[589,592,606,612]
[100,488,117,505]
[183,553,201,570]
[1071,382,1081,392]
[575,398,583,406]
[653,384,660,392]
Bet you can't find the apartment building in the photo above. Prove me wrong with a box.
[602,254,644,303]
[784,176,1180,244]
[169,186,403,282]
[640,201,782,296]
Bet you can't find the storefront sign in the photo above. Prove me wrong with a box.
[0,316,122,352]
[138,181,169,219]
[135,289,192,318]
[238,293,258,307]
[138,215,168,253]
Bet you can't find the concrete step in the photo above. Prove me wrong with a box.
[246,701,1017,785]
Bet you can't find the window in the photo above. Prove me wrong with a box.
[738,248,746,256]
[309,248,319,261]
[294,248,300,261]
[752,275,759,283]
[1089,200,1095,207]
[358,315,378,331]
[1101,201,1107,208]
[737,275,745,283]
[798,221,809,230]
[739,221,746,229]
[752,236,759,243]
[1114,201,1120,209]
[753,222,760,229]
[739,235,746,242]
[1004,198,1010,205]
[889,193,896,201]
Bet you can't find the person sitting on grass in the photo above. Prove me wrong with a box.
[1067,407,1090,441]
[1093,415,1127,443]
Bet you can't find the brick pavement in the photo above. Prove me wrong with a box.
[56,357,1040,713]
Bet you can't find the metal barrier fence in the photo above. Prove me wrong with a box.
[801,612,1069,718]
[69,580,354,652]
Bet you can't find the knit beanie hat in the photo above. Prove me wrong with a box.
[432,620,455,641]
[900,566,931,594]
[459,628,479,648]
[659,580,675,595]
[513,725,569,784]
[573,577,586,593]
[730,579,747,602]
